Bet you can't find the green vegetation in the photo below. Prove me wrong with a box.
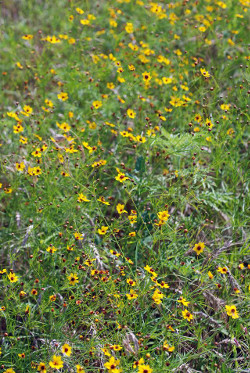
[0,0,249,372]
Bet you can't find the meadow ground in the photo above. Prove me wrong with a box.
[0,0,249,372]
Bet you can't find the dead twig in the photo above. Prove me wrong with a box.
[193,311,221,327]
[123,331,139,356]
[202,241,243,267]
[225,266,242,293]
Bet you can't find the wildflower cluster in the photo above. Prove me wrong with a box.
[0,0,249,372]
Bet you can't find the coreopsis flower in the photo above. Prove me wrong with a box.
[144,265,157,277]
[4,187,13,194]
[22,34,33,40]
[133,358,145,369]
[116,203,127,214]
[91,159,107,167]
[16,62,23,69]
[208,271,214,279]
[115,170,129,183]
[111,345,122,351]
[163,341,175,352]
[44,35,61,43]
[128,42,138,51]
[68,273,79,285]
[7,111,21,121]
[152,288,164,304]
[77,193,90,202]
[109,19,117,27]
[21,105,33,116]
[138,365,153,373]
[98,226,108,235]
[49,355,64,369]
[162,77,173,84]
[128,64,135,71]
[136,135,146,143]
[194,113,202,122]
[44,98,53,107]
[46,246,57,254]
[13,124,24,133]
[157,280,169,289]
[205,118,214,128]
[225,305,239,319]
[128,213,137,225]
[182,309,194,322]
[104,356,121,372]
[193,242,205,255]
[74,232,83,240]
[217,267,228,274]
[61,343,72,356]
[3,369,16,373]
[32,148,42,158]
[126,289,138,300]
[127,109,136,118]
[120,130,130,137]
[76,7,84,14]
[27,166,42,176]
[200,68,210,78]
[129,232,136,237]
[97,196,110,205]
[56,121,71,132]
[217,1,227,8]
[107,82,115,89]
[92,100,102,109]
[220,104,230,111]
[18,352,25,358]
[37,362,47,372]
[59,34,68,40]
[40,145,47,152]
[227,128,235,136]
[7,272,19,283]
[177,297,190,307]
[76,365,85,373]
[199,26,206,32]
[80,19,90,25]
[125,22,133,33]
[15,162,25,172]
[127,278,136,286]
[82,141,96,153]
[156,210,170,225]
[57,92,68,101]
[19,136,28,144]
[65,145,78,153]
[101,348,111,356]
[110,250,121,257]
[88,14,96,21]
[31,289,38,296]
[84,259,96,267]
[157,210,170,221]
[19,290,26,298]
[142,72,151,82]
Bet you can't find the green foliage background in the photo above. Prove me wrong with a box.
[0,0,249,372]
